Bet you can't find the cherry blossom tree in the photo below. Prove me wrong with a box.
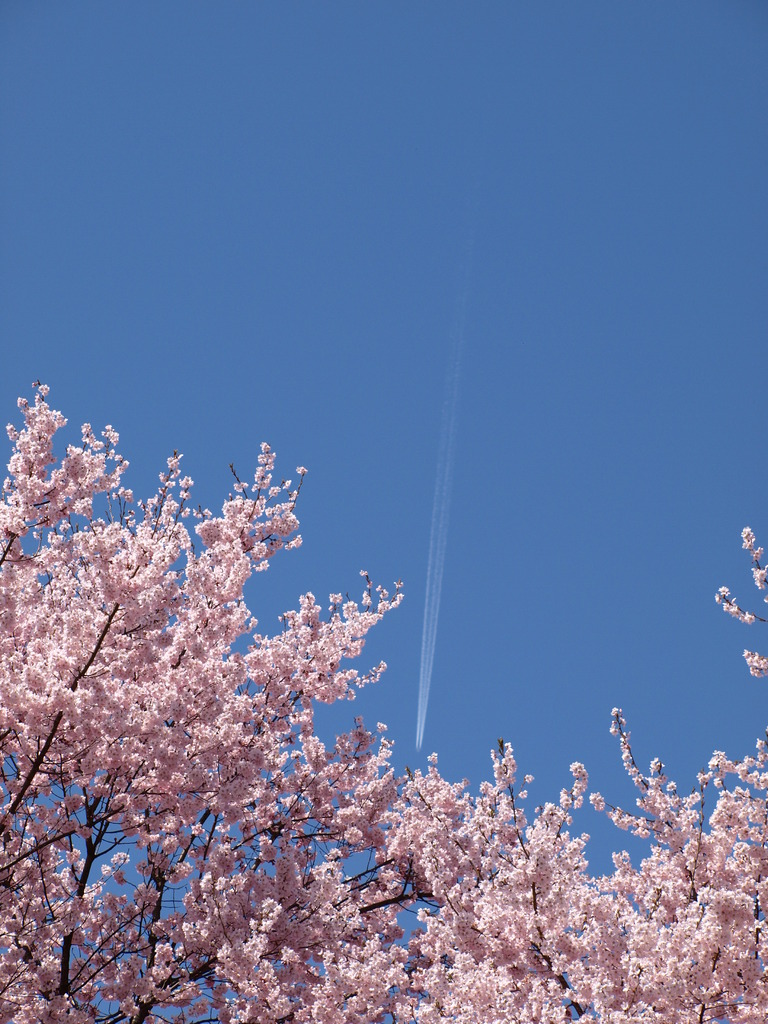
[3,386,768,1024]
[393,716,768,1023]
[378,530,768,1023]
[0,386,420,1023]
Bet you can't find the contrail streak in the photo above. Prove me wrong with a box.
[416,212,475,751]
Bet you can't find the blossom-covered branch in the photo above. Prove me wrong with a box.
[717,527,768,675]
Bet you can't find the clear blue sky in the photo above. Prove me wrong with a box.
[2,3,767,869]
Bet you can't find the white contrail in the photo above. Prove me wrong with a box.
[416,215,475,751]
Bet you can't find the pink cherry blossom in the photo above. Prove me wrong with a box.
[3,386,768,1022]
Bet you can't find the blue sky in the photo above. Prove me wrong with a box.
[2,3,767,870]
